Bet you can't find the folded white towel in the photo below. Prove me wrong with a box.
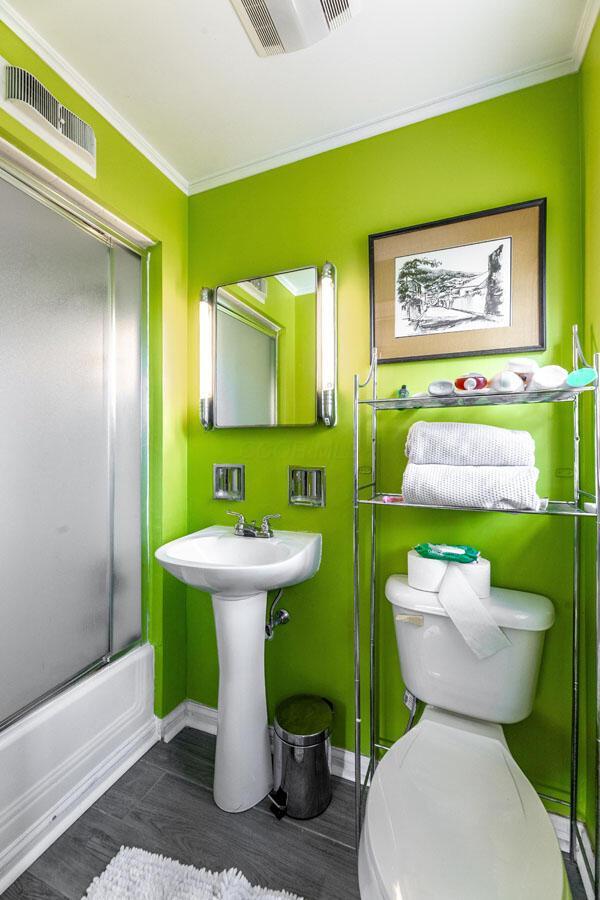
[405,421,535,467]
[402,462,545,511]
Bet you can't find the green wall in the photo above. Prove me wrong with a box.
[1,11,596,837]
[0,22,189,717]
[188,75,584,814]
[581,14,600,844]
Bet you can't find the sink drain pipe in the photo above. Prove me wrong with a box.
[265,589,290,640]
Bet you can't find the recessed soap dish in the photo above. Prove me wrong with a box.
[289,467,325,508]
[213,464,245,501]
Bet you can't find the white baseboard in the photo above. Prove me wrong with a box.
[159,699,370,781]
[0,645,158,894]
[547,814,596,899]
[574,820,596,900]
[161,699,218,743]
[160,700,596,894]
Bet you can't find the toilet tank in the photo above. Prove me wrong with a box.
[386,575,555,724]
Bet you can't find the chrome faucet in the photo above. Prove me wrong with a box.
[227,511,280,538]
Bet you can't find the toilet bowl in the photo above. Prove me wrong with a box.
[358,575,568,900]
[358,707,568,899]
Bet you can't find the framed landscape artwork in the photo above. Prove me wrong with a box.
[369,199,546,363]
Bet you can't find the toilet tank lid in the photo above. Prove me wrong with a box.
[385,575,555,632]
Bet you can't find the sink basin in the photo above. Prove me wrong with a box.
[155,525,321,596]
[155,525,322,813]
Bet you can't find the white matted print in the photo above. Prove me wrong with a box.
[394,238,512,338]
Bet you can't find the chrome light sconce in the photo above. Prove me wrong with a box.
[317,261,337,427]
[199,287,214,430]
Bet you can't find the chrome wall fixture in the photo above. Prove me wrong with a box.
[289,466,326,507]
[317,261,337,427]
[199,261,337,430]
[199,287,214,430]
[213,464,245,501]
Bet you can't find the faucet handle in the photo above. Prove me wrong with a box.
[227,510,245,533]
[260,513,280,536]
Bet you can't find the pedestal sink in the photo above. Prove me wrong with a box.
[155,525,322,812]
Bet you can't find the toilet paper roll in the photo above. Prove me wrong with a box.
[407,549,491,598]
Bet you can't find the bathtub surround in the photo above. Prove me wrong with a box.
[0,647,157,894]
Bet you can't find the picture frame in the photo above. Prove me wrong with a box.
[369,199,546,364]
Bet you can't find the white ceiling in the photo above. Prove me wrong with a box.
[0,0,597,194]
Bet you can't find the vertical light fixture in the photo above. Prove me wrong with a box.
[318,261,337,427]
[199,287,214,430]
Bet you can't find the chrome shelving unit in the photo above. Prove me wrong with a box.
[352,324,600,896]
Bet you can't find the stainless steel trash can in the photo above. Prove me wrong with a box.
[270,694,333,820]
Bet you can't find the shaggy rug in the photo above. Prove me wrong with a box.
[83,847,303,899]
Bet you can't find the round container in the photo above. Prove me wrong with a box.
[527,365,568,391]
[274,694,333,746]
[489,370,524,393]
[271,695,334,820]
[507,357,539,384]
[454,373,487,392]
[428,380,454,397]
[566,367,597,388]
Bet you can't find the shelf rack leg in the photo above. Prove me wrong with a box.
[595,352,600,899]
[570,326,581,862]
[571,512,580,863]
[353,352,377,851]
[353,372,361,849]
[369,360,377,776]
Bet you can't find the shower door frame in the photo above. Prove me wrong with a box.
[0,154,152,733]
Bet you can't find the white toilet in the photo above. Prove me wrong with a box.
[358,574,570,900]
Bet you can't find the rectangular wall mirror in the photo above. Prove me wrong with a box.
[207,267,321,428]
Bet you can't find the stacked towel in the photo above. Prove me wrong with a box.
[405,421,535,467]
[402,422,544,512]
[403,463,545,511]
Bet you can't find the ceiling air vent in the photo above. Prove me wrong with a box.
[320,0,352,29]
[235,0,284,55]
[0,58,96,176]
[230,0,360,56]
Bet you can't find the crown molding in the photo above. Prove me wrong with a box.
[188,53,576,194]
[1,0,598,197]
[574,0,600,68]
[0,0,189,194]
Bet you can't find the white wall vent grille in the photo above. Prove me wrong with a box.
[1,59,96,176]
[5,67,60,130]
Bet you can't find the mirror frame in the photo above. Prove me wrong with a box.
[199,263,337,430]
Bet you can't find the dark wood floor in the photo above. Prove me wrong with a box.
[6,728,587,899]
[6,729,358,899]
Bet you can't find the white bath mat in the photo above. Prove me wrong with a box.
[83,846,303,900]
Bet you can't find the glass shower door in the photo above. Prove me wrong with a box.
[0,173,141,726]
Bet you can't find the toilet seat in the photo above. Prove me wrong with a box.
[359,707,567,900]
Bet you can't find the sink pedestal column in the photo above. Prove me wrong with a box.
[211,590,272,812]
